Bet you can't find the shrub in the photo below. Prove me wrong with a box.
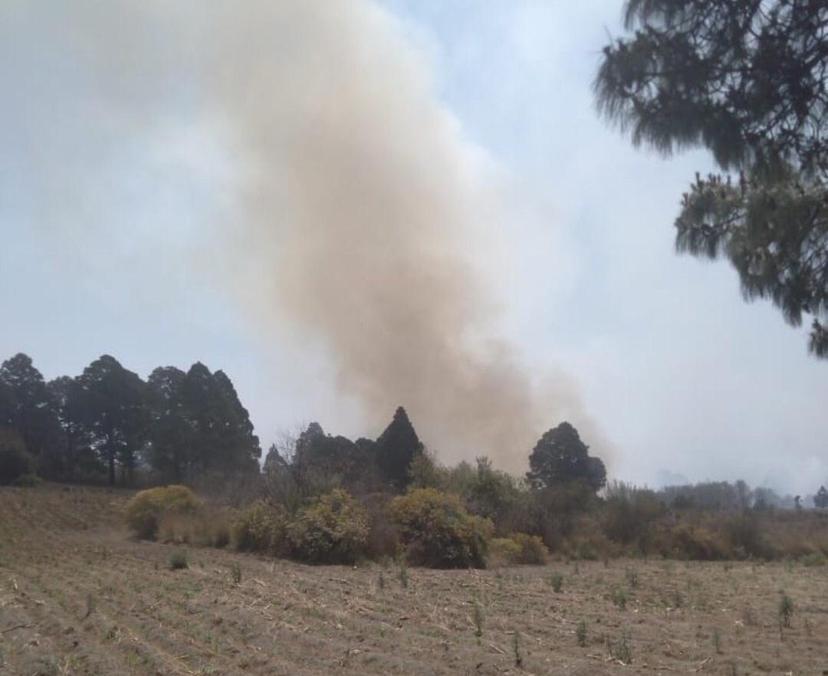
[489,537,522,565]
[231,500,289,555]
[726,514,774,559]
[13,473,42,488]
[512,532,549,564]
[800,552,827,567]
[779,592,794,628]
[390,488,493,568]
[489,533,548,565]
[287,489,369,564]
[576,620,588,647]
[361,493,400,560]
[124,485,202,540]
[0,430,33,485]
[602,482,664,550]
[168,549,188,570]
[549,572,563,592]
[664,524,728,560]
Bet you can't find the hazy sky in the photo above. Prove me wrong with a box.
[1,1,825,494]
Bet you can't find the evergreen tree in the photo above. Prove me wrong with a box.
[48,375,96,481]
[146,366,193,482]
[595,0,828,356]
[180,363,260,476]
[76,355,149,485]
[290,422,377,493]
[375,406,424,491]
[526,422,606,492]
[0,353,62,477]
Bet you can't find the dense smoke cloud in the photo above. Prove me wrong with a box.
[3,0,607,471]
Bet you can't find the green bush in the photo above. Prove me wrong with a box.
[665,524,728,560]
[287,489,369,564]
[124,485,202,540]
[800,552,827,567]
[168,549,188,570]
[489,537,521,565]
[390,488,493,568]
[512,533,549,564]
[0,430,34,485]
[489,533,548,565]
[13,473,42,488]
[231,500,289,555]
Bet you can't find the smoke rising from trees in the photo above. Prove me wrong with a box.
[3,0,607,470]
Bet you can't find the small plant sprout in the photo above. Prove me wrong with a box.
[512,631,523,668]
[398,560,409,589]
[609,631,632,664]
[549,572,563,593]
[576,620,587,647]
[612,587,627,610]
[472,599,484,638]
[778,592,794,629]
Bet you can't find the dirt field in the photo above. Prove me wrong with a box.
[1,486,826,675]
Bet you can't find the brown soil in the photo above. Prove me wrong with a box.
[1,485,826,675]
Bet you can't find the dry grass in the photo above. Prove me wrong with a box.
[1,485,827,674]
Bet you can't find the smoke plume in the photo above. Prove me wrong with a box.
[4,0,607,471]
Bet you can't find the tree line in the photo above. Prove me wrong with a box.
[0,353,260,485]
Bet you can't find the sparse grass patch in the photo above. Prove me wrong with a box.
[548,572,563,593]
[778,592,794,628]
[608,631,632,664]
[611,587,627,610]
[168,549,189,570]
[576,620,587,647]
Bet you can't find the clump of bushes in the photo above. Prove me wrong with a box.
[231,500,289,555]
[390,488,493,568]
[661,524,728,560]
[287,489,369,564]
[124,485,202,539]
[490,533,548,565]
[231,489,369,564]
[13,473,42,488]
[0,430,34,485]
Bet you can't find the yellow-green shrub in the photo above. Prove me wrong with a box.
[390,488,493,568]
[124,485,202,539]
[489,537,521,565]
[231,500,289,555]
[511,533,549,564]
[287,489,369,564]
[489,534,548,565]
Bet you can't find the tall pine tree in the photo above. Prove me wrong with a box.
[375,406,424,491]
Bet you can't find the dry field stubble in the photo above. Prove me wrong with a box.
[1,485,827,675]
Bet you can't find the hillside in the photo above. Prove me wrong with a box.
[1,485,827,675]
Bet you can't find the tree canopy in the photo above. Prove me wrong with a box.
[0,352,260,486]
[595,0,828,356]
[526,422,606,492]
[375,406,424,490]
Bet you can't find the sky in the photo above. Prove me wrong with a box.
[1,0,825,494]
